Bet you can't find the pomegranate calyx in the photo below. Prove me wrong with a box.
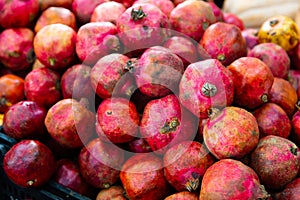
[160,117,180,134]
[131,6,147,21]
[202,82,217,97]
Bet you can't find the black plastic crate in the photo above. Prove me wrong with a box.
[0,131,92,200]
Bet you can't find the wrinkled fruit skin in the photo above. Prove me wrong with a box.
[78,138,124,189]
[250,135,300,190]
[228,57,274,109]
[163,36,199,68]
[179,59,234,118]
[203,106,259,159]
[116,3,171,51]
[134,46,184,98]
[72,0,108,24]
[120,153,171,200]
[96,97,139,144]
[90,53,130,99]
[278,178,300,200]
[91,1,126,24]
[163,141,215,192]
[45,98,95,148]
[24,68,61,108]
[269,77,298,117]
[0,0,40,28]
[3,140,55,188]
[140,94,198,154]
[61,64,94,101]
[258,15,299,52]
[96,185,127,200]
[76,22,121,65]
[0,28,35,71]
[0,74,25,113]
[54,159,95,197]
[164,191,199,200]
[3,101,47,139]
[248,43,290,79]
[34,7,77,33]
[200,159,269,200]
[200,22,247,66]
[170,0,216,41]
[253,103,291,139]
[34,23,76,70]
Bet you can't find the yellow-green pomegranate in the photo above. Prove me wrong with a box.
[258,15,299,51]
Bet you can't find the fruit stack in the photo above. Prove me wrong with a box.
[0,0,300,200]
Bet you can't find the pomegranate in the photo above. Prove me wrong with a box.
[0,0,39,28]
[125,137,152,153]
[199,159,270,199]
[78,138,124,189]
[163,36,199,68]
[0,28,34,71]
[133,0,175,17]
[242,28,259,49]
[207,2,224,22]
[33,23,76,70]
[269,77,298,117]
[90,53,130,99]
[179,59,234,119]
[34,7,77,33]
[163,141,215,192]
[223,12,245,30]
[203,106,259,159]
[250,135,300,190]
[200,22,247,66]
[91,2,126,24]
[45,98,95,148]
[0,74,25,113]
[248,43,290,79]
[76,22,121,66]
[140,94,198,154]
[120,153,171,200]
[116,3,171,52]
[278,178,300,200]
[71,0,108,24]
[3,140,56,187]
[96,186,127,200]
[164,191,199,200]
[24,67,61,108]
[253,103,291,139]
[169,0,216,41]
[228,57,274,109]
[3,101,47,140]
[292,110,300,145]
[96,97,139,144]
[54,159,96,197]
[40,0,73,11]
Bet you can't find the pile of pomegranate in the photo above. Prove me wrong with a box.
[1,0,300,199]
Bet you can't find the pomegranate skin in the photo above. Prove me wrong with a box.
[134,46,184,98]
[3,140,56,188]
[199,159,269,200]
[278,178,300,200]
[116,3,171,51]
[96,97,139,144]
[76,22,121,66]
[45,99,95,149]
[91,2,126,24]
[228,57,274,109]
[0,28,34,71]
[54,159,95,197]
[24,68,61,108]
[223,12,245,30]
[169,0,216,42]
[200,22,247,66]
[96,185,127,200]
[203,106,259,159]
[248,43,290,79]
[179,59,234,119]
[34,24,76,70]
[0,0,39,28]
[133,0,175,17]
[140,94,198,154]
[125,138,152,153]
[250,135,300,190]
[207,2,224,22]
[78,138,124,189]
[163,141,215,192]
[164,191,199,200]
[292,110,300,145]
[253,103,291,139]
[3,101,47,139]
[120,153,171,200]
[242,28,259,49]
